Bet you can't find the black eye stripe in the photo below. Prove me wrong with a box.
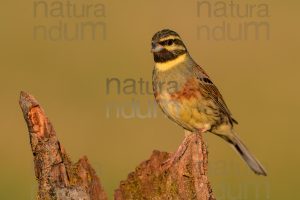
[159,40,171,46]
[159,39,183,46]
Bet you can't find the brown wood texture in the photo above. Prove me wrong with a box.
[19,91,215,200]
[115,133,215,200]
[19,91,108,200]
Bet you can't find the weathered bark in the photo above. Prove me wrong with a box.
[19,91,108,200]
[115,133,215,200]
[19,91,215,200]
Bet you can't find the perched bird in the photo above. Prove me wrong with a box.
[151,29,267,176]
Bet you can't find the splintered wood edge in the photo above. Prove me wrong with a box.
[19,91,108,200]
[115,134,215,200]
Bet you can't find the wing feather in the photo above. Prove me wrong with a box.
[193,65,238,125]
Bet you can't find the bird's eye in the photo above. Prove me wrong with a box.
[167,40,174,46]
[158,39,174,46]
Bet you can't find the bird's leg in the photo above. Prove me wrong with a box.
[162,129,208,168]
[184,129,193,137]
[162,130,194,168]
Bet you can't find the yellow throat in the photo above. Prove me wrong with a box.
[155,54,187,72]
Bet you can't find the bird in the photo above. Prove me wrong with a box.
[151,29,267,176]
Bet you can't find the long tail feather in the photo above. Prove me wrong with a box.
[214,131,267,176]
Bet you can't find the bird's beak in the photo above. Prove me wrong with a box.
[151,42,163,53]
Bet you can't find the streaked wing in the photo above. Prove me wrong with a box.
[192,65,238,124]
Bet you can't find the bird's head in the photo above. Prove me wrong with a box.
[151,29,188,64]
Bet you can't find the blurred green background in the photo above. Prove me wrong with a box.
[0,0,299,199]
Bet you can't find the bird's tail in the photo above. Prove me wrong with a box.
[213,131,267,176]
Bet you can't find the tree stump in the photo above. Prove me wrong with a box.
[19,91,215,200]
[19,91,108,200]
[115,133,215,200]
